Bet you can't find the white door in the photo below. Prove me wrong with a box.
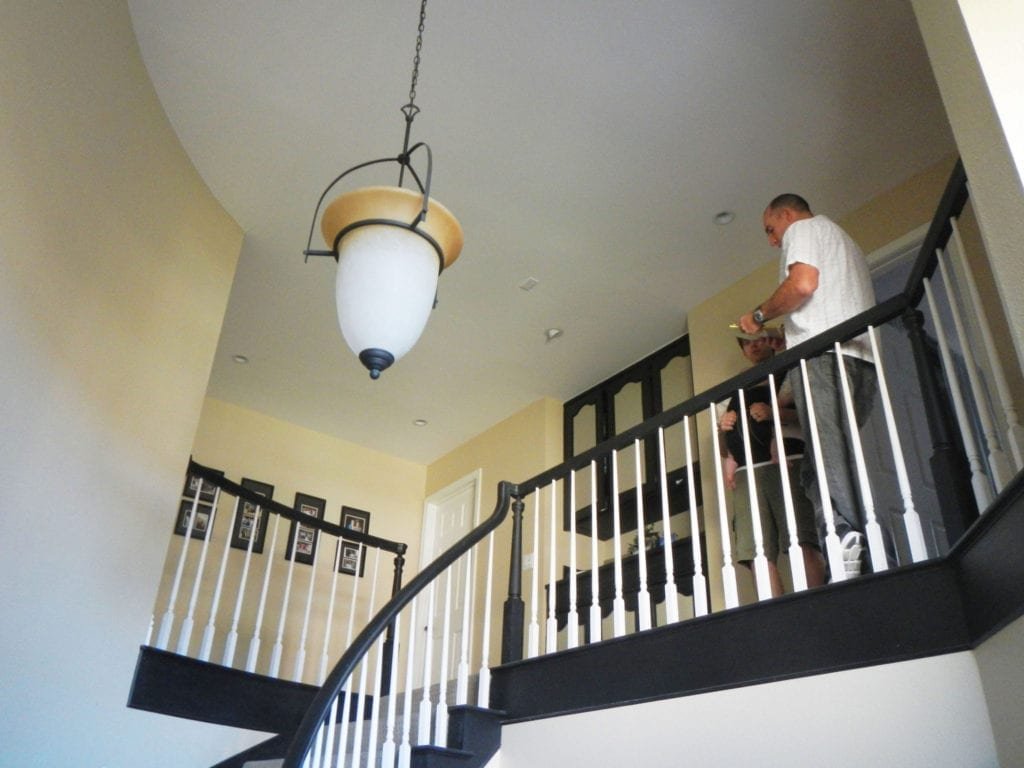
[419,471,481,690]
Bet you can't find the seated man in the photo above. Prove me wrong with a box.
[719,333,825,596]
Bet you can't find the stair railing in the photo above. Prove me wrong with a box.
[149,459,407,687]
[280,158,1022,766]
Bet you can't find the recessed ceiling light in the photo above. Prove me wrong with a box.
[545,328,563,343]
[413,419,428,427]
[713,211,735,226]
[519,277,540,291]
[232,354,249,364]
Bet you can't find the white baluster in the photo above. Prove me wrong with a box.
[798,360,845,580]
[834,343,887,573]
[434,568,453,746]
[352,549,381,767]
[767,375,807,592]
[321,696,339,768]
[923,276,994,508]
[416,581,436,747]
[738,390,773,601]
[588,460,602,642]
[477,533,496,707]
[310,715,325,768]
[632,441,652,630]
[367,551,386,765]
[867,327,929,562]
[335,545,363,766]
[318,540,344,684]
[610,449,627,637]
[178,486,221,655]
[683,418,708,617]
[456,548,473,705]
[399,597,418,768]
[269,520,301,678]
[566,470,580,648]
[545,480,559,653]
[948,217,1024,468]
[292,530,321,682]
[526,490,540,658]
[157,490,202,650]
[709,404,739,608]
[936,251,1013,490]
[655,428,679,624]
[200,496,242,661]
[381,612,403,768]
[144,615,154,647]
[243,513,281,671]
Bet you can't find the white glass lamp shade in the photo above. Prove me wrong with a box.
[321,186,463,378]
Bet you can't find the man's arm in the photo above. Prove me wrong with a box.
[738,262,819,334]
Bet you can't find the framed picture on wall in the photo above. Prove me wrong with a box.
[341,506,371,535]
[285,492,325,565]
[174,499,213,540]
[230,478,274,553]
[182,468,223,504]
[337,539,366,577]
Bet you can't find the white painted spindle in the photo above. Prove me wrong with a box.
[352,549,381,766]
[292,531,321,682]
[588,460,602,642]
[834,343,887,573]
[610,449,627,637]
[767,375,807,592]
[476,532,495,708]
[434,567,453,746]
[566,470,580,648]
[177,486,221,654]
[157,490,202,650]
[318,540,344,684]
[683,418,707,616]
[321,696,339,768]
[335,544,363,763]
[867,326,928,562]
[527,490,540,658]
[417,581,435,747]
[655,428,679,624]
[269,521,301,677]
[456,548,473,705]
[200,496,242,661]
[381,612,402,768]
[936,251,1013,490]
[709,404,739,608]
[948,217,1024,468]
[799,360,845,580]
[545,480,559,653]
[923,275,993,508]
[243,512,281,671]
[398,596,418,768]
[632,440,652,630]
[738,390,772,601]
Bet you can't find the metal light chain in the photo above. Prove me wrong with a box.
[399,0,428,181]
[406,0,427,113]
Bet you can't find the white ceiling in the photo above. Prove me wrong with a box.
[128,0,955,465]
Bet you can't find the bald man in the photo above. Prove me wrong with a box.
[737,194,877,578]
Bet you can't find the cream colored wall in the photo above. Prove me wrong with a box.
[152,397,427,681]
[0,3,246,766]
[688,157,959,609]
[426,397,563,665]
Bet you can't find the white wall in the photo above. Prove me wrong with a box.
[498,653,998,768]
[0,3,257,766]
[975,615,1024,767]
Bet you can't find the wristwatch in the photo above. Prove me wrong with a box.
[752,307,766,325]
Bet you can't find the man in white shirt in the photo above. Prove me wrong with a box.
[737,194,877,577]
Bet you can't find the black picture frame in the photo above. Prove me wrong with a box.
[230,478,274,554]
[341,506,371,536]
[286,492,325,565]
[174,499,213,540]
[337,539,367,577]
[182,467,223,504]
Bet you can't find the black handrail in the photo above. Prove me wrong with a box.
[280,480,518,766]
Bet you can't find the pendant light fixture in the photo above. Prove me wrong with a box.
[303,0,463,380]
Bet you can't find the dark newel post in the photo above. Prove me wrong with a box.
[380,546,406,696]
[903,308,979,543]
[500,497,526,664]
